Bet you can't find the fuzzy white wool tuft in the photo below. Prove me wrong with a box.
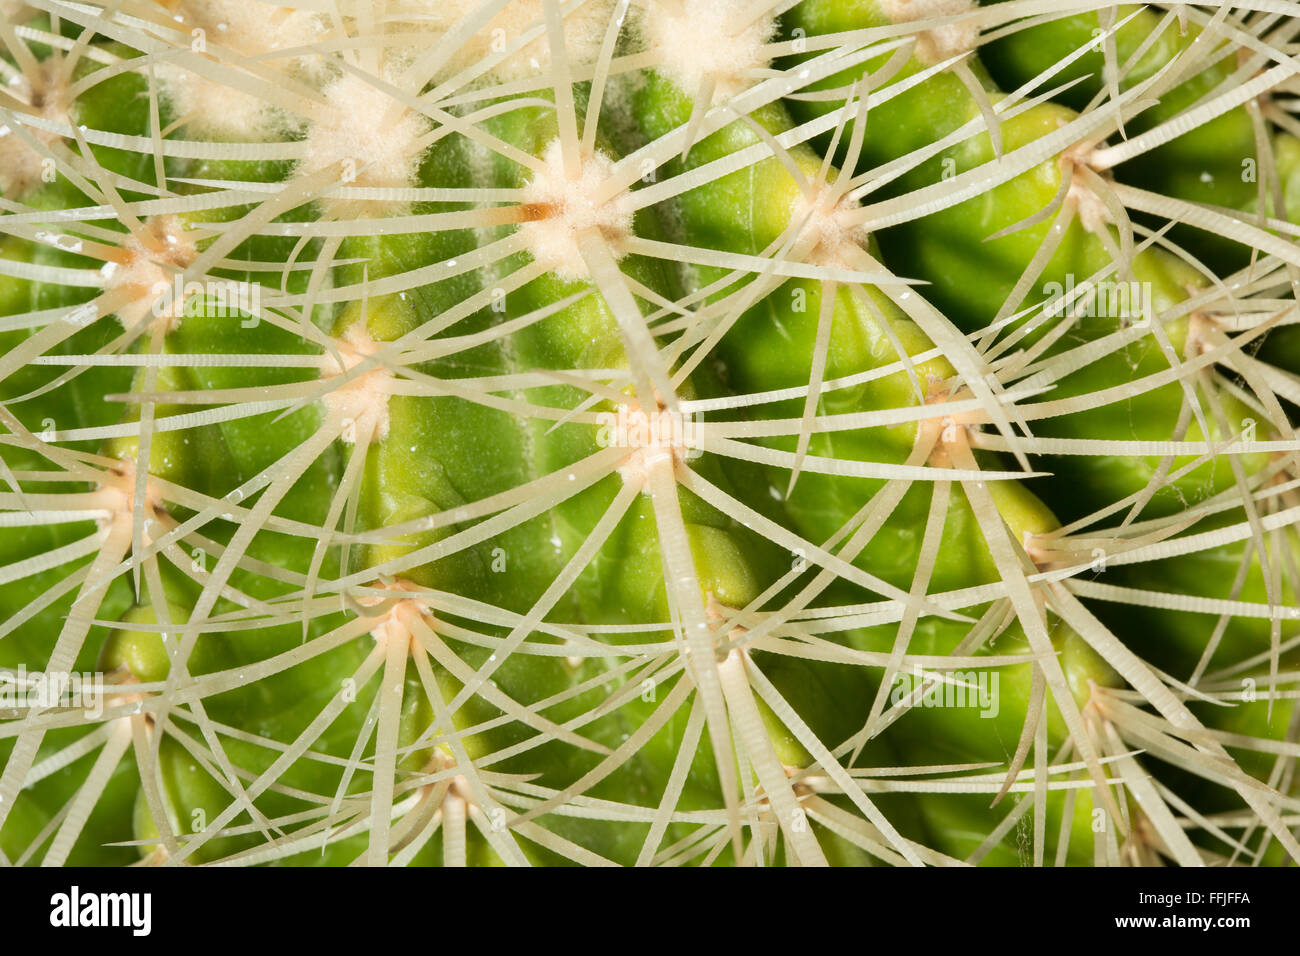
[100,216,199,332]
[156,0,325,140]
[882,0,979,65]
[298,72,430,214]
[0,63,73,197]
[920,383,979,469]
[610,398,700,489]
[318,322,396,443]
[356,579,428,646]
[637,0,774,99]
[382,0,618,81]
[89,460,166,536]
[517,139,635,280]
[791,184,870,268]
[1060,138,1112,235]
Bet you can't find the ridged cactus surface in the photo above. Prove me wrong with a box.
[1,0,1299,866]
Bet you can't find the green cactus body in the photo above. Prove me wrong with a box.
[1,0,1298,868]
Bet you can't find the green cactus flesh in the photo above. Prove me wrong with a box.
[1,0,1298,866]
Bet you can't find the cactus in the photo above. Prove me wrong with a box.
[1,0,1298,867]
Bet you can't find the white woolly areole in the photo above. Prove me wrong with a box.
[882,0,979,65]
[298,73,430,215]
[88,460,166,536]
[637,0,774,99]
[791,185,870,268]
[1185,312,1223,357]
[1060,137,1112,235]
[100,216,199,332]
[318,323,396,443]
[157,0,325,140]
[382,0,617,81]
[517,139,634,280]
[1021,529,1056,571]
[0,62,73,197]
[610,398,700,489]
[920,381,978,469]
[356,579,427,648]
[419,745,474,804]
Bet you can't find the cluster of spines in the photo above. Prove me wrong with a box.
[0,0,1296,867]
